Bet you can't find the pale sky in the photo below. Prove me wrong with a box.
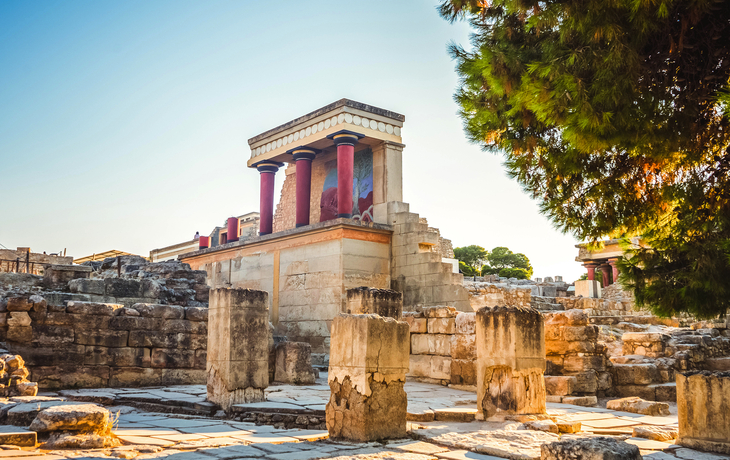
[0,0,585,282]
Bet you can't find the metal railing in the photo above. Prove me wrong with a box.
[0,257,40,275]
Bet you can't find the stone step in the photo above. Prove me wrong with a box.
[705,357,730,371]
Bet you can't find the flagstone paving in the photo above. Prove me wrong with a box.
[0,382,720,459]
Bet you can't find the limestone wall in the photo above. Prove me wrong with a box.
[0,250,72,275]
[465,282,532,311]
[0,300,207,389]
[403,307,475,387]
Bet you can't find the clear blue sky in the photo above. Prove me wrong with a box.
[0,0,584,281]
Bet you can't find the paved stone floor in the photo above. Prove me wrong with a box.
[1,377,727,460]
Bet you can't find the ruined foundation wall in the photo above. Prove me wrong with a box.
[2,300,207,389]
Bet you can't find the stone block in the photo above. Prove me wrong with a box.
[606,397,670,416]
[109,367,161,387]
[541,437,640,460]
[131,303,185,319]
[345,287,402,319]
[7,312,31,328]
[104,278,142,298]
[544,376,576,396]
[455,312,475,334]
[571,370,598,394]
[411,334,450,356]
[274,342,316,385]
[68,279,105,296]
[450,334,476,360]
[561,395,598,407]
[574,280,601,299]
[207,288,270,410]
[633,425,677,442]
[75,330,129,348]
[32,325,74,346]
[476,306,546,419]
[613,363,659,385]
[563,355,606,373]
[185,306,208,322]
[326,314,409,442]
[677,371,730,455]
[543,309,588,326]
[450,359,476,385]
[42,265,91,290]
[403,316,427,333]
[7,297,31,312]
[408,354,451,380]
[151,348,195,368]
[108,316,161,331]
[66,301,123,316]
[7,327,32,343]
[33,366,110,390]
[421,306,457,318]
[427,317,455,334]
[128,330,205,349]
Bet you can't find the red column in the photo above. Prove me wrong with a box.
[290,148,318,227]
[328,130,364,219]
[600,264,611,286]
[608,258,620,284]
[198,236,209,249]
[226,217,239,243]
[256,161,282,236]
[583,263,597,281]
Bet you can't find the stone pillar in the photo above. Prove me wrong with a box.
[608,258,620,284]
[345,287,403,319]
[599,264,611,286]
[256,161,283,236]
[328,130,364,219]
[476,305,546,419]
[583,263,597,281]
[199,236,209,249]
[226,217,239,243]
[290,147,318,228]
[677,371,730,455]
[326,314,409,441]
[207,288,271,411]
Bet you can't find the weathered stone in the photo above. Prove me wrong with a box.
[633,425,677,442]
[66,301,123,316]
[30,403,111,434]
[677,371,730,455]
[571,370,598,394]
[68,279,105,295]
[7,400,80,426]
[544,376,576,396]
[75,330,129,348]
[42,265,91,290]
[476,305,546,419]
[7,312,31,328]
[207,288,270,410]
[450,359,476,386]
[0,430,36,447]
[541,437,641,460]
[346,287,403,319]
[43,432,118,448]
[561,396,598,407]
[411,334,450,356]
[6,298,31,312]
[132,303,185,319]
[450,334,476,360]
[606,396,670,416]
[543,309,588,326]
[408,354,451,380]
[7,327,32,343]
[428,318,455,334]
[455,312,475,334]
[150,348,195,368]
[185,306,208,321]
[404,317,427,333]
[556,420,582,433]
[421,306,457,318]
[104,278,142,297]
[524,419,558,434]
[613,363,659,385]
[326,314,409,442]
[275,342,316,385]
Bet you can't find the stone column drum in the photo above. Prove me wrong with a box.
[326,314,410,442]
[207,288,271,410]
[476,305,546,419]
[346,287,403,319]
[677,371,730,455]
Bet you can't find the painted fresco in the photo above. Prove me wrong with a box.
[320,148,373,222]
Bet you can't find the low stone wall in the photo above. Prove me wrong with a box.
[465,282,531,311]
[543,310,610,405]
[1,300,207,389]
[403,307,475,388]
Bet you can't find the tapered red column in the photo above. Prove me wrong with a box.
[608,258,619,284]
[227,217,239,243]
[256,161,283,236]
[289,148,318,227]
[600,264,611,286]
[583,263,597,281]
[328,130,364,219]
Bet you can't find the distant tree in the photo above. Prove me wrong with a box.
[482,247,533,279]
[454,245,488,275]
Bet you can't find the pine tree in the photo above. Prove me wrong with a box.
[440,0,730,318]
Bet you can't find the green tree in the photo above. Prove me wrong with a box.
[440,0,730,318]
[482,246,533,279]
[454,245,488,275]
